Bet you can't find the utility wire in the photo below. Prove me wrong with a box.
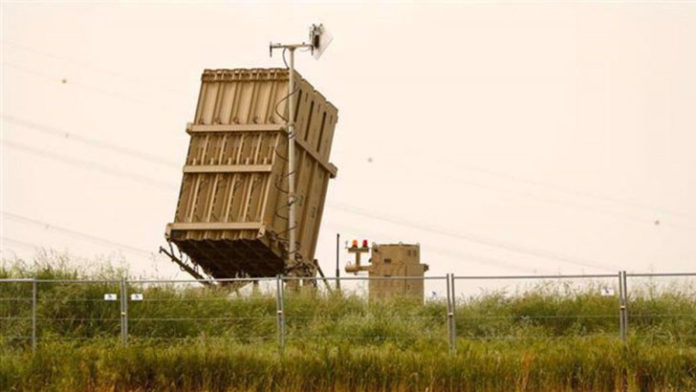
[323,221,553,274]
[2,57,686,269]
[1,115,180,168]
[452,177,696,231]
[0,137,639,271]
[5,53,692,222]
[4,114,692,232]
[3,41,692,222]
[464,165,696,221]
[2,40,189,96]
[0,236,40,251]
[1,139,178,191]
[1,212,157,258]
[2,62,180,112]
[328,202,617,272]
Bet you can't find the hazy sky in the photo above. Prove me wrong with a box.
[1,1,695,282]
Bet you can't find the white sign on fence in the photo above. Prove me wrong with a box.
[130,293,143,301]
[104,293,117,301]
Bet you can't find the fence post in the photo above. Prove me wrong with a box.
[450,274,457,353]
[336,233,341,291]
[446,273,455,353]
[618,271,627,342]
[120,277,128,345]
[619,270,629,392]
[275,275,286,352]
[618,271,624,340]
[31,278,37,352]
[622,271,629,340]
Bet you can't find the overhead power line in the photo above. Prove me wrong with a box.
[4,114,693,232]
[1,139,177,191]
[0,137,653,271]
[1,212,157,258]
[323,221,553,274]
[6,56,688,223]
[0,236,40,251]
[4,41,691,222]
[2,40,189,96]
[328,202,617,272]
[454,177,696,232]
[1,115,180,168]
[4,52,691,222]
[1,62,179,112]
[464,165,696,221]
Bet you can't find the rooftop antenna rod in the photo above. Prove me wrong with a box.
[269,24,333,277]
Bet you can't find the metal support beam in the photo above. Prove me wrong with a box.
[336,233,341,291]
[287,48,298,277]
[450,274,457,352]
[314,259,333,294]
[186,123,284,133]
[120,277,128,345]
[183,164,273,174]
[275,275,286,352]
[186,123,338,177]
[622,271,629,341]
[446,273,456,353]
[618,271,628,342]
[618,270,629,392]
[31,279,37,351]
[159,246,212,285]
[168,222,264,231]
[268,40,325,277]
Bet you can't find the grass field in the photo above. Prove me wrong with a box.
[1,256,695,391]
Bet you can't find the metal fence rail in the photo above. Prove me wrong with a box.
[1,271,694,353]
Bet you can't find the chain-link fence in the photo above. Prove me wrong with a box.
[1,272,694,352]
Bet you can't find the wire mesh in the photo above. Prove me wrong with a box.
[452,275,623,342]
[623,274,696,345]
[34,280,121,343]
[125,279,278,343]
[0,272,694,350]
[0,280,33,347]
[282,276,449,349]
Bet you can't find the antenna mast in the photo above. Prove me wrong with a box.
[269,24,332,276]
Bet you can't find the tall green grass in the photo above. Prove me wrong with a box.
[1,256,695,391]
[2,337,695,392]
